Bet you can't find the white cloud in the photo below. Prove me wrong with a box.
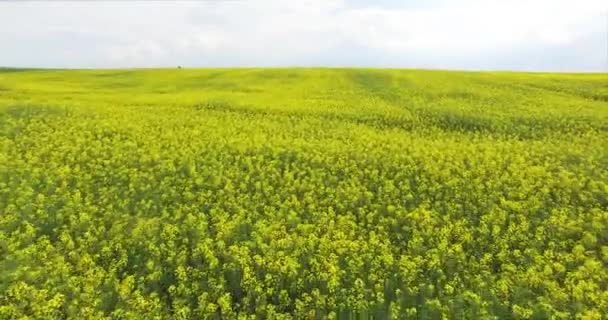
[0,0,605,71]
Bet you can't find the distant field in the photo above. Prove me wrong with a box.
[1,68,607,319]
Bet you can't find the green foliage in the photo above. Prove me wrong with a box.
[0,68,607,319]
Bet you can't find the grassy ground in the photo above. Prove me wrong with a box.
[1,68,607,319]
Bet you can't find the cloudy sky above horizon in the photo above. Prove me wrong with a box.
[0,0,606,71]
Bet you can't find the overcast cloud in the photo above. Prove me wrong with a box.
[0,0,606,71]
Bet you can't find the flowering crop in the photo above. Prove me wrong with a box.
[0,68,607,319]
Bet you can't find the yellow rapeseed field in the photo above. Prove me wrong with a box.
[1,68,607,319]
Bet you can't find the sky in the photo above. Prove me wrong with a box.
[0,0,607,72]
